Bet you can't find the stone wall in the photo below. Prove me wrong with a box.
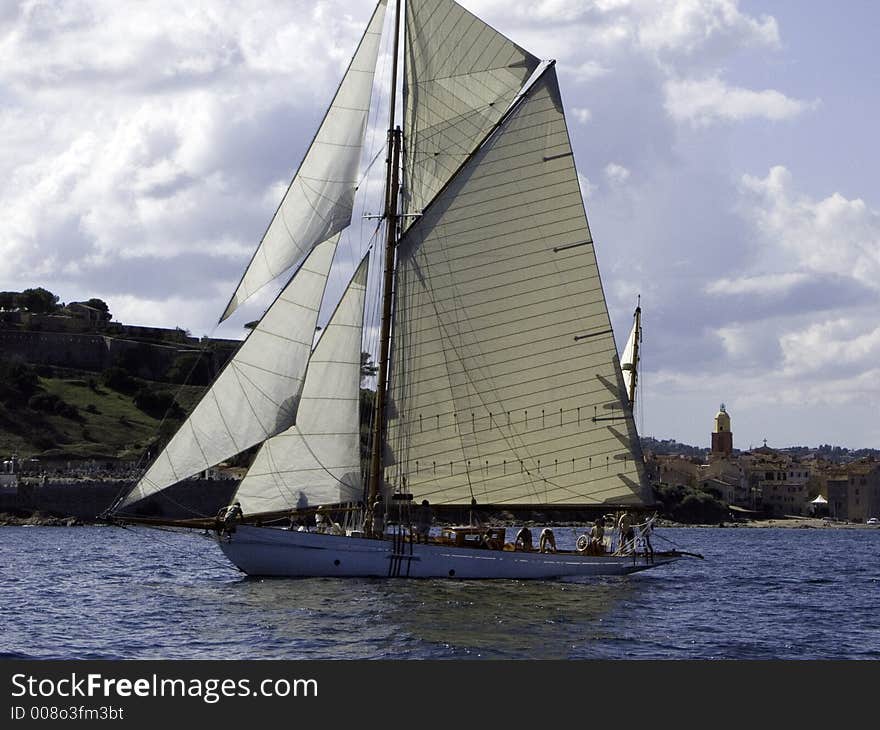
[0,478,239,520]
[0,330,235,381]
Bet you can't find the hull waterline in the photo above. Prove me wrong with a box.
[218,526,685,579]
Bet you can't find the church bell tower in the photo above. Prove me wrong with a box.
[711,403,733,457]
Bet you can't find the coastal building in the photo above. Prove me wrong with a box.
[826,460,880,522]
[738,446,811,515]
[653,454,701,488]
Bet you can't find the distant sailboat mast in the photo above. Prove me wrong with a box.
[621,296,642,408]
[368,0,403,505]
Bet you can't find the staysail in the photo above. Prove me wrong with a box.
[117,237,339,510]
[220,0,387,322]
[386,66,651,507]
[402,0,539,224]
[232,255,370,515]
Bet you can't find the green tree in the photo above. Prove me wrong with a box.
[360,351,378,386]
[101,366,138,395]
[21,287,60,313]
[0,358,40,406]
[654,483,728,524]
[134,388,183,420]
[165,352,213,386]
[85,298,112,320]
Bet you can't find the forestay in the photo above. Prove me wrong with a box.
[118,238,339,510]
[221,0,387,321]
[232,256,370,515]
[402,0,539,225]
[387,68,651,507]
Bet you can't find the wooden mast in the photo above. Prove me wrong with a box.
[368,0,402,505]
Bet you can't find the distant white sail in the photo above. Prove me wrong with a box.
[221,0,387,322]
[119,237,339,510]
[233,255,370,515]
[620,304,641,407]
[387,68,650,507]
[402,0,539,223]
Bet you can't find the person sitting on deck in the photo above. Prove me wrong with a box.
[315,505,331,534]
[514,527,533,551]
[539,527,556,553]
[588,517,605,554]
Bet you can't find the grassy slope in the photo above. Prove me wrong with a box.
[0,376,204,461]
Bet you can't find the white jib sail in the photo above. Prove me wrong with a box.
[387,68,651,507]
[221,0,387,322]
[402,0,539,224]
[118,237,339,510]
[232,254,370,515]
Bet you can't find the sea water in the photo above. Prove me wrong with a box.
[1,525,877,660]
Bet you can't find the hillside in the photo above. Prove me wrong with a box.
[0,359,204,461]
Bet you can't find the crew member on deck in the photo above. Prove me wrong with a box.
[515,527,533,551]
[640,518,654,557]
[588,517,605,554]
[618,512,635,553]
[539,528,556,553]
[315,505,330,534]
[371,495,385,538]
[415,499,432,544]
[220,501,243,536]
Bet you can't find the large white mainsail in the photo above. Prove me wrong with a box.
[220,0,387,322]
[232,255,370,515]
[118,237,339,510]
[386,66,651,507]
[402,0,539,225]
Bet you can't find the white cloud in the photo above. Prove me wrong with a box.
[635,0,780,55]
[780,319,880,377]
[571,107,592,124]
[577,172,598,199]
[664,76,817,126]
[569,60,612,83]
[705,272,809,297]
[467,0,779,59]
[604,162,630,185]
[739,166,880,289]
[110,293,225,334]
[716,325,750,359]
[0,0,388,337]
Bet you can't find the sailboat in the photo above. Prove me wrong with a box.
[620,299,642,409]
[108,0,700,579]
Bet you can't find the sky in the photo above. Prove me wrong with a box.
[2,0,879,451]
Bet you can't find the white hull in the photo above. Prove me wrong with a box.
[218,526,684,580]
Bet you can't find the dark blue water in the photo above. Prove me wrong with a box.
[1,525,878,659]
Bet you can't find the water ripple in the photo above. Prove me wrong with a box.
[1,526,878,659]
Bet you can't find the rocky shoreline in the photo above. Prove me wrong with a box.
[0,512,89,527]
